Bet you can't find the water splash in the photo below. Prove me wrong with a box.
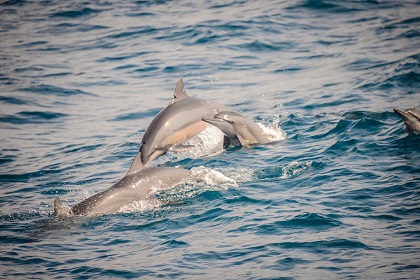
[257,116,287,142]
[117,198,162,214]
[189,166,238,187]
[280,161,314,179]
[156,125,225,164]
[115,167,237,214]
[213,167,255,183]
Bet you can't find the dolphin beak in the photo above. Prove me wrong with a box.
[393,108,412,121]
[140,148,165,165]
[202,117,226,125]
[393,108,405,116]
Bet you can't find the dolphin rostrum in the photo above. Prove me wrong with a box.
[394,107,420,133]
[139,78,227,164]
[203,111,270,147]
[54,152,190,217]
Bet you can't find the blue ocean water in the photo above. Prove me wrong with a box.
[1,0,419,278]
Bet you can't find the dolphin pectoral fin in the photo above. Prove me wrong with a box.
[171,78,188,102]
[54,196,72,217]
[223,136,231,148]
[126,152,145,175]
[202,116,222,124]
[166,144,195,152]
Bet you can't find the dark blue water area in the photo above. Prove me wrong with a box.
[1,0,419,279]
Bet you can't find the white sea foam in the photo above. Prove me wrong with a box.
[116,166,239,213]
[190,166,238,187]
[213,167,255,182]
[117,198,162,213]
[257,115,287,142]
[156,125,225,163]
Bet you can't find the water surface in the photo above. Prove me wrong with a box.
[0,0,419,279]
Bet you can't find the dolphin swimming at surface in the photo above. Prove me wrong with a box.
[203,111,270,147]
[54,152,190,217]
[140,78,228,164]
[394,107,420,133]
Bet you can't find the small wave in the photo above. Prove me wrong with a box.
[278,212,342,229]
[50,23,109,34]
[20,84,95,96]
[280,161,314,179]
[50,8,100,18]
[276,238,370,251]
[356,54,419,92]
[110,108,162,122]
[253,213,342,236]
[0,96,28,105]
[287,0,389,13]
[229,40,296,52]
[107,27,161,40]
[257,160,321,180]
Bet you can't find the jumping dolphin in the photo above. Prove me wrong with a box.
[54,152,190,217]
[203,111,270,146]
[394,107,420,133]
[140,78,227,164]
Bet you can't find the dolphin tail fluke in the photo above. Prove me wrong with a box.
[126,152,145,175]
[54,196,72,217]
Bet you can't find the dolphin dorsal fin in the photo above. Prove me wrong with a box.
[54,197,63,216]
[126,152,145,175]
[172,78,188,101]
[54,196,72,217]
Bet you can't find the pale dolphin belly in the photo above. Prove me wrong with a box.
[140,79,227,164]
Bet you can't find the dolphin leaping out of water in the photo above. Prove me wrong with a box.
[394,107,420,133]
[139,78,228,164]
[203,111,270,147]
[54,152,190,217]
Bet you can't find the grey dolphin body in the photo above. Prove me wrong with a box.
[140,78,227,164]
[54,153,190,217]
[203,111,270,146]
[394,108,420,133]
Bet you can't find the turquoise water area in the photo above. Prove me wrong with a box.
[0,0,419,279]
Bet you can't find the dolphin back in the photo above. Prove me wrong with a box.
[67,167,190,216]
